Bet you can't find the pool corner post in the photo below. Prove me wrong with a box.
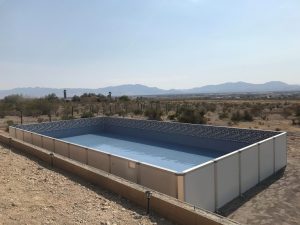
[213,160,218,212]
[238,150,242,197]
[272,137,276,174]
[176,174,185,201]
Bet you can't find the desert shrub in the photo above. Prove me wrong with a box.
[0,108,5,118]
[231,110,253,122]
[5,120,14,132]
[37,117,45,123]
[117,110,126,117]
[177,107,206,124]
[231,111,242,122]
[250,103,264,117]
[144,108,162,120]
[261,114,268,120]
[45,93,59,101]
[200,102,216,113]
[23,98,59,117]
[118,95,130,102]
[219,112,228,119]
[167,113,176,121]
[133,109,143,115]
[222,103,232,113]
[72,95,81,102]
[243,110,253,121]
[3,94,24,104]
[281,108,293,119]
[6,120,14,126]
[227,121,233,126]
[61,115,75,120]
[292,118,300,126]
[81,111,94,118]
[295,105,300,117]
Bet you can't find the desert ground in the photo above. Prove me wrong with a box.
[0,141,173,225]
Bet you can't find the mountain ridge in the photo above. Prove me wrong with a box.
[0,81,299,98]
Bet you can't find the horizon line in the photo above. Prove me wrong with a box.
[0,80,298,91]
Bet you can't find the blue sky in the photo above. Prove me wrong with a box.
[0,0,299,89]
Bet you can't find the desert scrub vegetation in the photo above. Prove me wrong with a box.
[144,108,162,120]
[1,93,300,131]
[5,120,14,131]
[176,107,206,124]
[231,110,253,122]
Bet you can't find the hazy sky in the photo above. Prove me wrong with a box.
[0,0,300,89]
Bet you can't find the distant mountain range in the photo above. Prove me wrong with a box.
[0,81,299,98]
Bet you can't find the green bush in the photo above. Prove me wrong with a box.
[72,95,81,102]
[6,120,14,126]
[81,111,94,118]
[117,110,126,117]
[295,105,300,117]
[231,110,253,122]
[231,111,242,122]
[0,111,5,118]
[133,109,143,115]
[177,108,206,124]
[5,120,14,132]
[144,108,162,120]
[243,110,253,121]
[118,95,130,102]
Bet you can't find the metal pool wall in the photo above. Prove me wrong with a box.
[9,117,287,212]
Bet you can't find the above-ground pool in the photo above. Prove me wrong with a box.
[10,117,287,212]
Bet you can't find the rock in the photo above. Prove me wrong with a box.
[101,206,111,211]
[100,221,111,225]
[133,214,143,220]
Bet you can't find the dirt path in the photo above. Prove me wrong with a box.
[227,132,300,225]
[0,144,173,225]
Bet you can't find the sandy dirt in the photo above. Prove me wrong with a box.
[0,143,173,225]
[225,132,300,225]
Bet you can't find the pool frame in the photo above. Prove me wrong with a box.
[9,117,287,212]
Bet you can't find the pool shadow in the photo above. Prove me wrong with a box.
[217,167,286,217]
[2,143,171,225]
